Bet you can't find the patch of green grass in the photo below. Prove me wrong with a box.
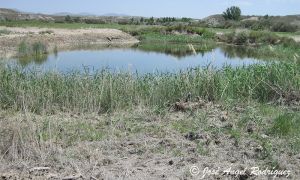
[172,120,198,134]
[269,113,299,137]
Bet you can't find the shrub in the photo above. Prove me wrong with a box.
[84,19,106,24]
[234,32,248,45]
[271,22,297,32]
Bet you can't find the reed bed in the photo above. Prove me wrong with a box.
[0,63,299,114]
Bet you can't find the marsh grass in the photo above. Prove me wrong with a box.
[18,41,48,57]
[0,63,299,114]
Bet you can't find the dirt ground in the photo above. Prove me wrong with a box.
[0,99,299,180]
[0,27,139,58]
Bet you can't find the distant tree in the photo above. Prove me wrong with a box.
[147,17,155,25]
[263,14,269,19]
[222,6,241,21]
[140,17,144,23]
[130,17,134,24]
[181,17,191,22]
[65,15,73,23]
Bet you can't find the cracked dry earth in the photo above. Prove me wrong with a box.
[0,100,299,180]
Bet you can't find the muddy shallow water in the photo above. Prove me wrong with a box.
[2,45,267,74]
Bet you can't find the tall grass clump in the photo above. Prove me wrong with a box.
[0,63,299,114]
[18,41,48,58]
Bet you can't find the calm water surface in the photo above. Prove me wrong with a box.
[4,45,266,74]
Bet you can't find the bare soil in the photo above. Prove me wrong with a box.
[0,27,139,58]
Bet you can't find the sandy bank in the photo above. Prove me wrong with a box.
[0,27,139,58]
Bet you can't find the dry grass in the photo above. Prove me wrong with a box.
[0,100,299,179]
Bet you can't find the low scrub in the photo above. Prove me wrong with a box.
[165,25,215,38]
[221,30,299,47]
[271,22,298,32]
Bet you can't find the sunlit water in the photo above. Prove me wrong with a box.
[3,46,266,74]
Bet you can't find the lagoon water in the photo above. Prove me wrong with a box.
[5,45,265,74]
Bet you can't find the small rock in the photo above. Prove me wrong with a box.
[214,139,221,145]
[168,160,174,166]
[229,157,237,163]
[246,123,256,133]
[234,107,245,113]
[223,123,233,129]
[254,145,263,153]
[185,132,200,141]
[261,134,269,139]
[220,111,228,122]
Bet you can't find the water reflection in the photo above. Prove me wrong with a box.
[133,43,215,58]
[4,43,267,74]
[18,54,48,66]
[220,45,264,60]
[15,43,271,66]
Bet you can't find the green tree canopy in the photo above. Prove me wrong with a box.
[223,6,241,21]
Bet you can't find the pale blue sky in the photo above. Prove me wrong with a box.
[0,0,299,18]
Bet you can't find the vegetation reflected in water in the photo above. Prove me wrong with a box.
[5,43,280,74]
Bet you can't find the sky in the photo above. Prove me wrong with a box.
[0,0,299,18]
